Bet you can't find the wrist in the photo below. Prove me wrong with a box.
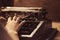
[4,27,19,40]
[4,26,18,34]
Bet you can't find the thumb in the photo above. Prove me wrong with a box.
[17,20,26,31]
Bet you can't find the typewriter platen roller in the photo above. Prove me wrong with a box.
[1,7,58,40]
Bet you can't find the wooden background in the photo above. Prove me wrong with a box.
[14,0,60,22]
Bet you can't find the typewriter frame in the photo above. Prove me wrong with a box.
[0,7,46,37]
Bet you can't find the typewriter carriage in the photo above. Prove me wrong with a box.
[0,7,47,21]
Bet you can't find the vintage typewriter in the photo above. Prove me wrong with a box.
[1,7,58,40]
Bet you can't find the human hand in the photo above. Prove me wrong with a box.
[4,16,25,40]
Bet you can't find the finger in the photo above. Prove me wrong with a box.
[16,17,20,22]
[19,20,26,26]
[17,20,26,31]
[8,17,12,22]
[13,16,17,21]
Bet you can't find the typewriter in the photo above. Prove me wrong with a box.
[1,7,58,40]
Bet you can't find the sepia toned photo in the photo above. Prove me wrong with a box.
[0,0,60,40]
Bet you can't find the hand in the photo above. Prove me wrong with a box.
[4,16,25,40]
